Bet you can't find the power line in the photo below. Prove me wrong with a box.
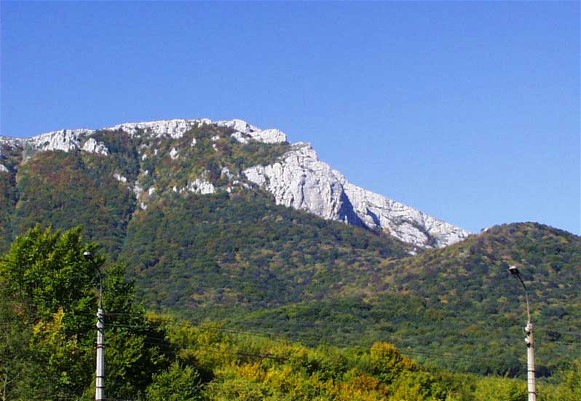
[104,318,580,349]
[116,323,538,370]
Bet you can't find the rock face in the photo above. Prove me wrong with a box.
[243,143,470,248]
[1,118,469,248]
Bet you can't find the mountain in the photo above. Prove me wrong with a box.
[0,119,579,376]
[209,222,581,375]
[0,118,469,250]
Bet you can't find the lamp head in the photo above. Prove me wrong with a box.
[83,251,93,260]
[508,265,520,275]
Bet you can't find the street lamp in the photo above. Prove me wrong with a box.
[84,251,105,401]
[508,265,536,401]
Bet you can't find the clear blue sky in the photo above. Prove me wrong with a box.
[1,1,579,235]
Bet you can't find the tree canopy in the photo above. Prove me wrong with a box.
[0,226,175,400]
[0,226,579,400]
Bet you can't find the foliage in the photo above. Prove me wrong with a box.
[13,151,135,255]
[382,223,581,375]
[0,141,21,253]
[0,226,99,330]
[121,191,409,312]
[0,126,579,379]
[0,224,578,399]
[471,376,527,401]
[152,316,577,401]
[552,358,581,401]
[146,362,206,401]
[0,172,17,254]
[0,290,36,400]
[0,226,174,400]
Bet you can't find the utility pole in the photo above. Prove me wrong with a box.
[525,322,536,401]
[508,265,536,401]
[96,307,105,401]
[84,251,105,401]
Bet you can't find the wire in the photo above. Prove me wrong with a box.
[111,323,534,370]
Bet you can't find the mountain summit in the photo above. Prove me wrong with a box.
[0,118,469,248]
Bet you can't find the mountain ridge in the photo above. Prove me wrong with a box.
[0,118,470,248]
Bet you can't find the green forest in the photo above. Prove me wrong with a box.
[1,126,580,399]
[1,226,579,400]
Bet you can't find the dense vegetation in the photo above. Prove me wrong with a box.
[1,227,579,400]
[122,205,580,376]
[0,127,579,380]
[121,191,410,311]
[0,226,173,400]
[0,141,20,250]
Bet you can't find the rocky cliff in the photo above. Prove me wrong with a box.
[0,118,470,248]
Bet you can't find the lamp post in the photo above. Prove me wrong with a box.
[84,251,105,401]
[508,265,536,401]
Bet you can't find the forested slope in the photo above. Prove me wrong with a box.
[0,125,579,377]
[2,226,579,400]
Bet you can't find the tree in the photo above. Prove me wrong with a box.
[554,359,581,401]
[0,225,98,399]
[0,294,35,401]
[0,225,175,400]
[146,362,206,401]
[367,342,415,384]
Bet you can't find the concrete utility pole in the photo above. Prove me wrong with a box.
[84,251,105,401]
[96,308,105,401]
[508,265,536,401]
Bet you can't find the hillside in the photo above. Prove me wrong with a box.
[224,223,580,376]
[0,120,579,377]
[0,119,469,250]
[121,191,411,311]
[2,225,579,400]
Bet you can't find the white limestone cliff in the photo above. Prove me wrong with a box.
[243,143,470,248]
[82,138,109,155]
[105,118,287,144]
[27,129,93,152]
